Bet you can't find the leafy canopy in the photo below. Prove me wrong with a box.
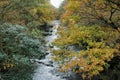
[52,25,120,79]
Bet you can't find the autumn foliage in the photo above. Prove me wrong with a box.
[0,0,55,80]
[53,25,120,79]
[61,0,120,30]
[52,0,120,79]
[0,0,56,26]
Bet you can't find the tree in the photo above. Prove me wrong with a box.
[52,25,120,79]
[0,23,45,80]
[61,0,120,30]
[52,0,120,79]
[0,0,56,79]
[0,0,56,26]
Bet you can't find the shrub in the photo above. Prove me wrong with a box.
[52,25,120,79]
[0,23,45,80]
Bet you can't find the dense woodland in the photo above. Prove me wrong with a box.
[0,0,56,80]
[53,0,120,80]
[0,0,120,80]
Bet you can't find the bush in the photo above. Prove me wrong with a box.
[0,23,45,80]
[52,25,120,79]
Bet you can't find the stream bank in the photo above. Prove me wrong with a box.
[32,20,82,80]
[32,20,66,80]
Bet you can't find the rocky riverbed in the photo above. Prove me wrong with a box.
[32,20,67,80]
[32,20,82,80]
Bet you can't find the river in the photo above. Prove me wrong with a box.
[32,20,66,80]
[32,20,82,80]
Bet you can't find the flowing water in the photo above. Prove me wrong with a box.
[32,20,82,80]
[32,20,66,80]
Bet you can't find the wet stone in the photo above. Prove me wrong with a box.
[32,20,82,80]
[33,20,66,80]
